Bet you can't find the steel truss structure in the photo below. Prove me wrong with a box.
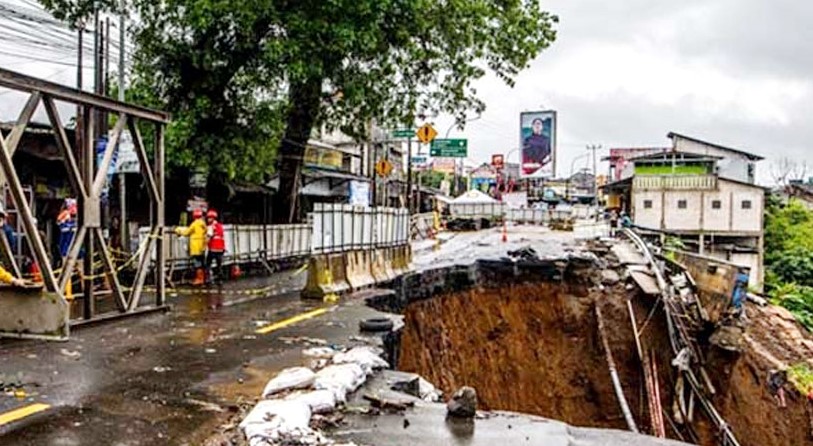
[0,68,169,340]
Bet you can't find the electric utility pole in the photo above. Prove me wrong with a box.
[118,0,127,249]
[586,144,601,207]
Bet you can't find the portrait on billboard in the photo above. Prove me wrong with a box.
[520,111,556,177]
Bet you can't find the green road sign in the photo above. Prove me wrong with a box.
[430,139,468,157]
[392,129,415,138]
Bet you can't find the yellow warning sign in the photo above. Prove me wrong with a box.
[416,124,438,144]
[376,159,394,177]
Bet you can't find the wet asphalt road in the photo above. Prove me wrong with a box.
[0,267,383,445]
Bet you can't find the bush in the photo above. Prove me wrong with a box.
[769,283,813,331]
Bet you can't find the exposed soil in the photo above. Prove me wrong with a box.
[398,278,813,446]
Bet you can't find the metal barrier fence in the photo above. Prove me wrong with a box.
[311,204,409,254]
[410,212,435,240]
[450,202,597,222]
[140,223,311,270]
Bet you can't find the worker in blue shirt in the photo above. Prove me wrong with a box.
[731,267,749,315]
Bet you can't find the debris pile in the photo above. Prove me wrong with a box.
[240,345,388,446]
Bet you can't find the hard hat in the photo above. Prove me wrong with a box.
[206,209,218,219]
[192,209,203,219]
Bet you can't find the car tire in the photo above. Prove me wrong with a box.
[359,317,394,332]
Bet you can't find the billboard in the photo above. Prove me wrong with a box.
[608,147,668,181]
[432,158,456,174]
[520,110,556,178]
[491,154,504,170]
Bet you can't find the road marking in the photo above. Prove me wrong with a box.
[255,308,329,335]
[0,403,50,426]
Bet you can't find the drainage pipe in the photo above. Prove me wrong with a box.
[596,303,639,433]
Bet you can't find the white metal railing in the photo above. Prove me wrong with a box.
[451,202,596,223]
[139,223,311,269]
[633,175,717,190]
[310,204,409,254]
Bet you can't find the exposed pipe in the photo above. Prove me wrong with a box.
[596,303,639,433]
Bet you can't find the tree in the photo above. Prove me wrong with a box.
[770,156,809,187]
[41,0,558,222]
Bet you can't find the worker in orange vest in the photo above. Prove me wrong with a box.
[205,209,225,285]
[175,209,207,285]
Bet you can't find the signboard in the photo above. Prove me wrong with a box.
[520,110,557,178]
[430,139,467,157]
[305,146,343,170]
[608,147,668,181]
[375,159,393,177]
[432,158,455,174]
[411,156,429,171]
[416,124,438,144]
[392,128,415,138]
[116,132,140,174]
[349,181,370,207]
[491,154,505,170]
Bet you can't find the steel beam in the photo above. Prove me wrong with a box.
[0,128,59,292]
[94,228,127,311]
[154,124,166,306]
[127,119,160,202]
[42,96,88,199]
[92,113,126,197]
[58,226,87,293]
[0,68,169,123]
[3,92,41,156]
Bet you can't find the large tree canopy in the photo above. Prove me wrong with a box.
[40,0,558,222]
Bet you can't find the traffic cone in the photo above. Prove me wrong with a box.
[192,268,205,286]
[231,264,242,280]
[502,221,508,243]
[30,261,42,284]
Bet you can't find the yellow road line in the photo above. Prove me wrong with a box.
[255,308,329,335]
[0,403,50,426]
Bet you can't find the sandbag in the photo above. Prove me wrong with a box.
[285,389,338,414]
[239,400,312,445]
[314,363,366,403]
[332,346,389,375]
[262,367,316,398]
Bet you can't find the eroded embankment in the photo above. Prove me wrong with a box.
[385,254,813,446]
[399,280,638,429]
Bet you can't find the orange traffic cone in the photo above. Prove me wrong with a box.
[502,221,508,243]
[231,264,242,280]
[30,261,42,284]
[192,268,205,286]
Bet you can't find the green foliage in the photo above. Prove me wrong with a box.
[768,278,813,331]
[788,363,813,395]
[419,171,447,190]
[764,197,813,331]
[39,0,558,189]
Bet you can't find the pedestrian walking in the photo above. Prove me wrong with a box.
[205,209,225,285]
[175,209,207,285]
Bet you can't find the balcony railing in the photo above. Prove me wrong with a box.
[633,175,717,190]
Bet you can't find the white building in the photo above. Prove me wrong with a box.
[605,134,766,287]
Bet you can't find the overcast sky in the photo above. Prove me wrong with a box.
[435,0,811,185]
[1,0,809,185]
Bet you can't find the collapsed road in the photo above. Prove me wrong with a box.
[0,225,812,445]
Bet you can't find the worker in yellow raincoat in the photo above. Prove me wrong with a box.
[175,209,207,285]
[0,265,25,287]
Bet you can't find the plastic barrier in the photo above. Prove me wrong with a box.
[369,249,389,283]
[345,250,375,290]
[328,254,351,295]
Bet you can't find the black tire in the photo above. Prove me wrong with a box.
[359,317,394,332]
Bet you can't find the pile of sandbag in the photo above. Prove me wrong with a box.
[240,346,388,446]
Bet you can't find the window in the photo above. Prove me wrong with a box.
[677,199,687,209]
[643,200,653,209]
[742,200,752,209]
[711,200,722,210]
